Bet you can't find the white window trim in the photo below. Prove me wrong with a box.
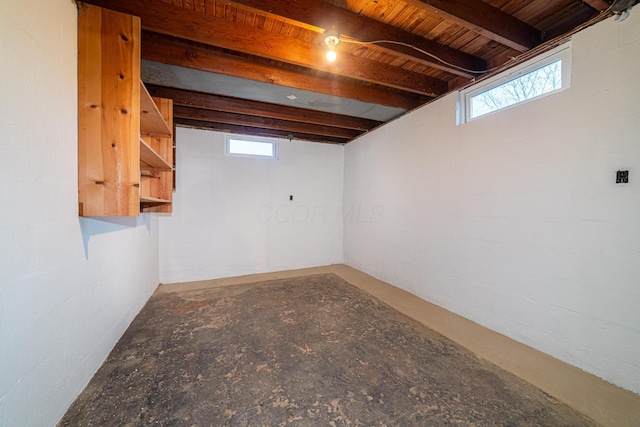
[224,134,279,159]
[458,42,572,125]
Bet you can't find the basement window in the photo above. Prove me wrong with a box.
[225,135,278,159]
[458,43,571,124]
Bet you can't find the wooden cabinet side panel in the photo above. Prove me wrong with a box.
[78,3,141,216]
[143,97,174,213]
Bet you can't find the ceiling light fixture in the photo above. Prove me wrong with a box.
[324,30,340,62]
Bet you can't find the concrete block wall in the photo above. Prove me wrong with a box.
[159,128,344,284]
[0,2,161,425]
[344,10,640,394]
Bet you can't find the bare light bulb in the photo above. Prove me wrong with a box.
[326,47,337,62]
[324,31,340,63]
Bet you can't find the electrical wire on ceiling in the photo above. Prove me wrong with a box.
[335,1,622,77]
[340,38,489,74]
[486,1,618,77]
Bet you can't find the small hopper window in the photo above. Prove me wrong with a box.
[225,135,278,159]
[459,43,571,123]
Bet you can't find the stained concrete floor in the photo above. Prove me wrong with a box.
[59,273,602,426]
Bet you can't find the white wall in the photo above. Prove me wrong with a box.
[159,128,344,283]
[0,2,161,426]
[344,12,640,394]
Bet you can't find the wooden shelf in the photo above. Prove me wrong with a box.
[140,96,174,213]
[140,137,172,170]
[140,81,172,137]
[140,195,171,205]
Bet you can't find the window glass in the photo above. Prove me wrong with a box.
[470,59,562,119]
[225,135,277,159]
[459,43,571,124]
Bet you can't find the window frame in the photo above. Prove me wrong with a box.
[458,42,572,124]
[224,134,279,159]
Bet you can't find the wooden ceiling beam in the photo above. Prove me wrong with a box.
[141,33,429,110]
[402,0,542,52]
[173,106,363,140]
[82,0,448,96]
[541,6,601,41]
[175,119,350,144]
[228,0,486,78]
[146,85,382,131]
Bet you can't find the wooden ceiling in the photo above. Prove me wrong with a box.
[82,0,619,144]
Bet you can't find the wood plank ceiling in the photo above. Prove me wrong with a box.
[81,0,623,144]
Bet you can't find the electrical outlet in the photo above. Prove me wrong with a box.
[616,170,629,184]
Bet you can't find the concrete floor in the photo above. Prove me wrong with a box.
[157,265,640,427]
[59,265,640,426]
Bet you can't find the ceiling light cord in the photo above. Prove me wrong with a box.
[339,3,617,76]
[341,38,489,74]
[494,2,616,70]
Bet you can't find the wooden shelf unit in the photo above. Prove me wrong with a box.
[78,2,174,216]
[140,95,174,213]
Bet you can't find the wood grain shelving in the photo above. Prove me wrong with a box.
[78,3,174,216]
[140,81,172,138]
[140,195,171,205]
[139,95,174,213]
[140,137,172,170]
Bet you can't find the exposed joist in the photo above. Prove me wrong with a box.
[173,106,363,140]
[175,119,350,145]
[323,52,448,96]
[229,0,486,78]
[402,0,542,52]
[141,33,428,110]
[541,5,601,41]
[146,85,382,131]
[82,0,448,96]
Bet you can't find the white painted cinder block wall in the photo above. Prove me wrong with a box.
[344,11,640,394]
[0,2,161,426]
[159,128,344,284]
